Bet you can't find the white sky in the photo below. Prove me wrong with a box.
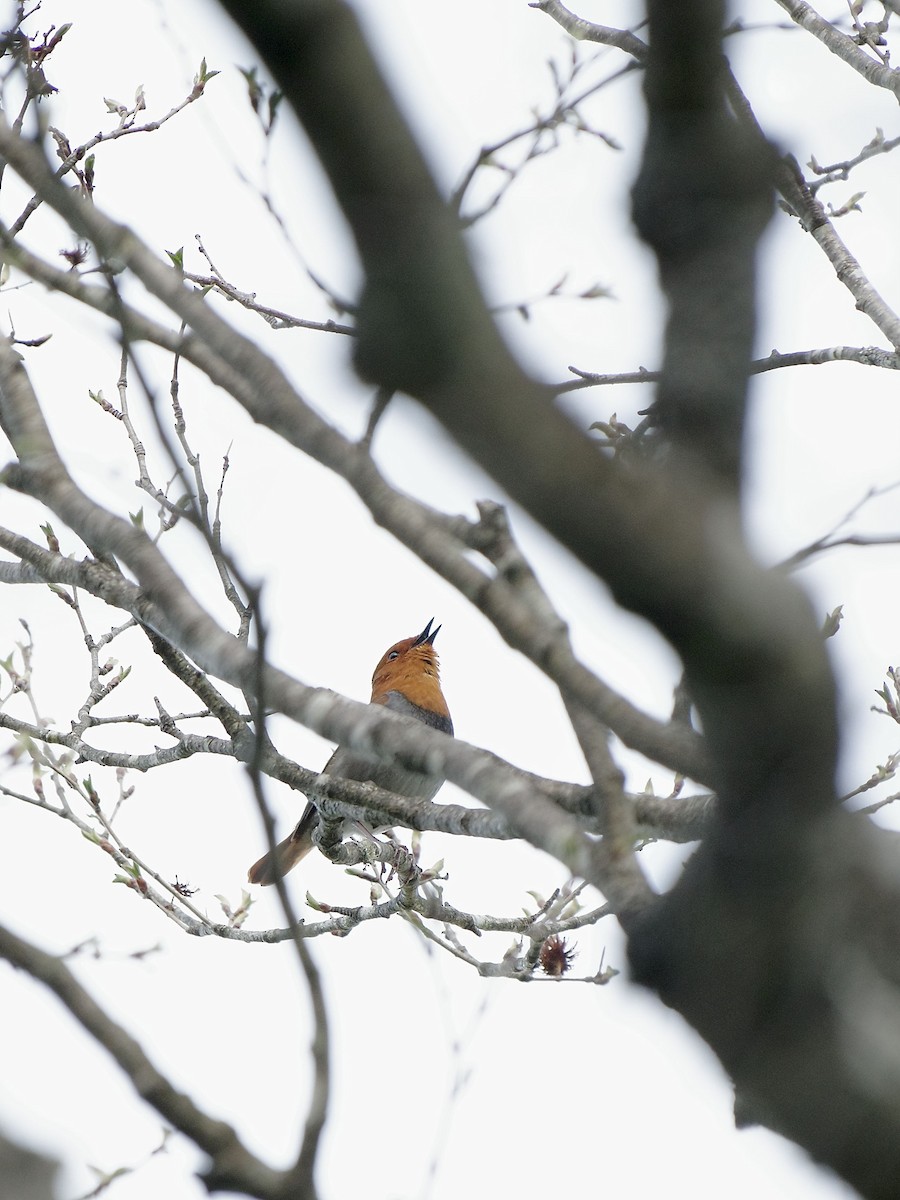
[1,0,898,1197]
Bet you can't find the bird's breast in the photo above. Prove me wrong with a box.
[382,690,454,736]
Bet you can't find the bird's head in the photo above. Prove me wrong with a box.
[370,618,449,715]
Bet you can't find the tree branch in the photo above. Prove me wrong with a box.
[774,0,900,97]
[0,922,290,1198]
[528,0,648,61]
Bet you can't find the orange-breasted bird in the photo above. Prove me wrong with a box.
[247,619,453,886]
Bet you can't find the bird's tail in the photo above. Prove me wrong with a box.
[247,830,314,886]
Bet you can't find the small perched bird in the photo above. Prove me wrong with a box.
[247,619,453,886]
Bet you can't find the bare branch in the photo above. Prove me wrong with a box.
[528,0,648,61]
[808,127,900,194]
[774,0,900,96]
[778,479,900,569]
[723,67,900,352]
[0,922,290,1199]
[556,343,900,392]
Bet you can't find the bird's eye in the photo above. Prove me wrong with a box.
[388,651,399,661]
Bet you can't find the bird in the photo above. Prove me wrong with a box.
[247,618,453,886]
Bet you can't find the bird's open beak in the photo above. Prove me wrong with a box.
[414,618,441,646]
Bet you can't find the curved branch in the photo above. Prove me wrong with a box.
[0,922,288,1199]
[528,0,648,61]
[774,0,900,97]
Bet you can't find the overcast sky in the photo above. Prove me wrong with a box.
[2,1,898,1197]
